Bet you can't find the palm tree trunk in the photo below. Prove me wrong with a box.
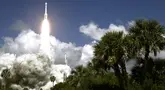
[143,45,150,84]
[53,82,54,87]
[144,48,149,70]
[113,63,124,89]
[120,60,128,90]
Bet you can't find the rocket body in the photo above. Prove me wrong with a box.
[40,2,51,58]
[44,2,48,19]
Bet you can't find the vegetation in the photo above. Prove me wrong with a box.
[1,19,165,90]
[52,19,165,90]
[50,76,56,87]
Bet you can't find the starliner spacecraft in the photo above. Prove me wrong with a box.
[44,2,48,19]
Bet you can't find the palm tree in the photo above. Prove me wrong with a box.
[1,68,11,90]
[93,31,129,89]
[69,65,96,88]
[129,19,165,77]
[50,76,56,87]
[23,88,29,90]
[71,65,87,87]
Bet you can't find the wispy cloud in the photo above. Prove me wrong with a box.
[80,22,127,40]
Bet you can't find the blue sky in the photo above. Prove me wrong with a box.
[0,0,165,46]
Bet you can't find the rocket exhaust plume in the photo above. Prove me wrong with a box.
[40,2,51,57]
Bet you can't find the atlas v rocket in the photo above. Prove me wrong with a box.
[44,2,48,19]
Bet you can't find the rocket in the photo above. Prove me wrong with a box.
[44,2,48,19]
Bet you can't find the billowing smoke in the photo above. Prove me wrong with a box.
[0,29,93,89]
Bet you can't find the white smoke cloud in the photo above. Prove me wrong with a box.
[126,60,136,74]
[50,36,83,67]
[79,44,94,66]
[150,51,165,59]
[0,29,93,89]
[1,30,92,68]
[80,22,127,40]
[10,84,23,90]
[2,30,40,55]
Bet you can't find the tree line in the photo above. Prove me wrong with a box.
[52,19,165,90]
